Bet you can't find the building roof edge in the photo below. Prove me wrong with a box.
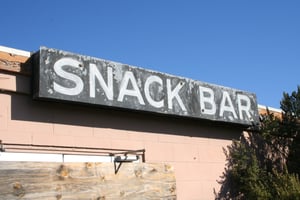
[0,46,31,57]
[258,104,282,113]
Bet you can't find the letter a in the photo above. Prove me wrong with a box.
[117,71,145,105]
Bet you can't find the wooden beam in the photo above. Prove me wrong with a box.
[0,162,176,199]
[0,51,32,75]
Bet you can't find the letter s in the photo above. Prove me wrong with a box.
[53,58,84,96]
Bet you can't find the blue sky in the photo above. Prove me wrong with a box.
[1,0,299,108]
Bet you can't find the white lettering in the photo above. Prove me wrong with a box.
[219,91,238,119]
[199,86,216,115]
[117,71,145,105]
[237,94,252,120]
[53,58,84,96]
[167,79,186,111]
[89,64,113,100]
[144,75,164,108]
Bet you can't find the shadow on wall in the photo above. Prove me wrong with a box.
[10,92,242,140]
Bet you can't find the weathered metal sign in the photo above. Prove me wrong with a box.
[33,47,259,125]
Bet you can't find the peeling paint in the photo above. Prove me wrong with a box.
[33,47,260,126]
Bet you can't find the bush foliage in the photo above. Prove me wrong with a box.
[216,86,300,200]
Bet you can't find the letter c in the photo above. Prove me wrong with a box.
[144,75,164,108]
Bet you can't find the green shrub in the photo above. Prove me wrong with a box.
[215,86,300,200]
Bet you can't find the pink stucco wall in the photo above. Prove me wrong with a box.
[0,91,242,199]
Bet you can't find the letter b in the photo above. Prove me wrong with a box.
[199,86,216,115]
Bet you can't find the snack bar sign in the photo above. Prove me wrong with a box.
[33,47,259,125]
